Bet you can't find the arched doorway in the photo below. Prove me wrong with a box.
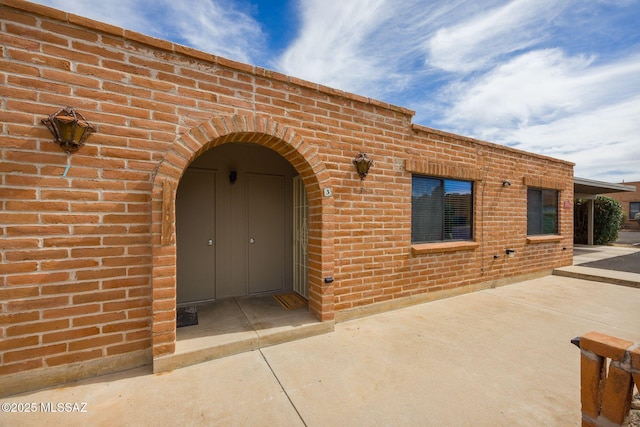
[175,143,304,303]
[150,114,335,361]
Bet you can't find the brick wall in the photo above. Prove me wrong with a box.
[575,332,640,426]
[0,0,574,390]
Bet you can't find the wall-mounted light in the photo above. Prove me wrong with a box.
[42,106,96,154]
[502,180,511,187]
[352,152,373,180]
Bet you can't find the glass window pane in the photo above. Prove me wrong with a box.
[542,190,558,234]
[444,180,472,240]
[527,188,558,235]
[630,202,640,219]
[412,176,443,242]
[527,189,542,235]
[412,176,473,243]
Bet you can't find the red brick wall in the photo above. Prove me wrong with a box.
[0,0,574,384]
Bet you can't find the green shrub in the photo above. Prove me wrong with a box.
[574,196,623,245]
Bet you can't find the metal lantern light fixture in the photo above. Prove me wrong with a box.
[352,152,373,180]
[42,106,96,153]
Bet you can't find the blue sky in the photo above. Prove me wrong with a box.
[31,0,640,182]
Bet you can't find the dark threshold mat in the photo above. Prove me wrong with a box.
[176,306,198,328]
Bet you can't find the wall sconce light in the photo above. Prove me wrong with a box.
[502,180,511,187]
[352,152,373,180]
[41,106,96,153]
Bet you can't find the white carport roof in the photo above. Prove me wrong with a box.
[574,177,636,198]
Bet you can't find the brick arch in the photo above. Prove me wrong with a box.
[150,114,334,359]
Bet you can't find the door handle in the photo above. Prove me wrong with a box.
[207,239,213,246]
[249,238,255,244]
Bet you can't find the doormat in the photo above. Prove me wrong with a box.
[273,293,307,310]
[176,306,198,328]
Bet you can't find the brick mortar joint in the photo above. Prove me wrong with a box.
[592,414,628,427]
[582,343,640,373]
[579,348,607,365]
[610,349,633,373]
[630,343,640,373]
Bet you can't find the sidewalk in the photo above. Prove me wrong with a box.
[2,252,639,426]
[555,244,640,288]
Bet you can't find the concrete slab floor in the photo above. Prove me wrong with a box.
[558,245,640,288]
[2,275,639,426]
[155,295,334,373]
[573,244,640,265]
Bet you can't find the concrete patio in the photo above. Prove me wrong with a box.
[555,244,640,288]
[2,245,639,426]
[155,295,334,373]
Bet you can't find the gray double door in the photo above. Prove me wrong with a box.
[176,169,287,305]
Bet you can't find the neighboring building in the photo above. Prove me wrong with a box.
[0,1,574,395]
[574,178,637,244]
[602,181,640,230]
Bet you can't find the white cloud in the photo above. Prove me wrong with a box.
[26,0,640,182]
[29,0,265,63]
[276,0,390,93]
[29,0,153,31]
[439,49,597,130]
[273,0,480,97]
[426,0,569,73]
[501,97,640,182]
[159,1,265,64]
[433,49,640,182]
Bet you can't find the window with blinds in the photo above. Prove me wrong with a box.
[527,188,558,235]
[411,175,473,243]
[630,202,640,221]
